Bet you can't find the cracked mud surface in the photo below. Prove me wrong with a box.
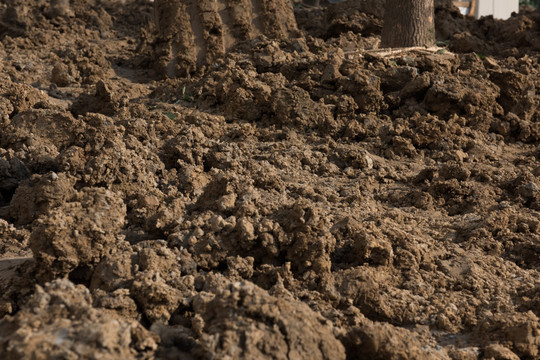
[0,0,539,359]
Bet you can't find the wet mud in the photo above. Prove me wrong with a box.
[0,0,539,359]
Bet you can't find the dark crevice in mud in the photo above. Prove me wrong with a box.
[68,264,93,285]
[0,188,16,207]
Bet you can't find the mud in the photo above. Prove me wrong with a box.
[153,0,299,77]
[0,0,539,359]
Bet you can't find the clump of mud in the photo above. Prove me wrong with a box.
[0,0,540,359]
[0,279,158,359]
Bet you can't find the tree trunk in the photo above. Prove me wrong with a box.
[380,0,435,48]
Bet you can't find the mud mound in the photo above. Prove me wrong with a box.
[193,279,345,359]
[0,279,158,360]
[1,0,540,359]
[29,187,127,283]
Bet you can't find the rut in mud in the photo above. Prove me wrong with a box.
[153,0,298,77]
[0,0,539,359]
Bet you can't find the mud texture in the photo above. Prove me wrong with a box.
[153,0,299,77]
[0,0,540,359]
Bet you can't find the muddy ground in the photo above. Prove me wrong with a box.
[0,0,539,359]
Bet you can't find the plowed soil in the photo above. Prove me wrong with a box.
[0,0,540,359]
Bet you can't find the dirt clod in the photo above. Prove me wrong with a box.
[1,0,540,359]
[29,188,127,283]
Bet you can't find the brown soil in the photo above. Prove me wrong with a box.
[0,0,540,359]
[153,0,299,77]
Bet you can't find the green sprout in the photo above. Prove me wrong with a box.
[163,111,176,120]
[436,40,450,47]
[476,53,486,60]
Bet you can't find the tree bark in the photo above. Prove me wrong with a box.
[380,0,435,48]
